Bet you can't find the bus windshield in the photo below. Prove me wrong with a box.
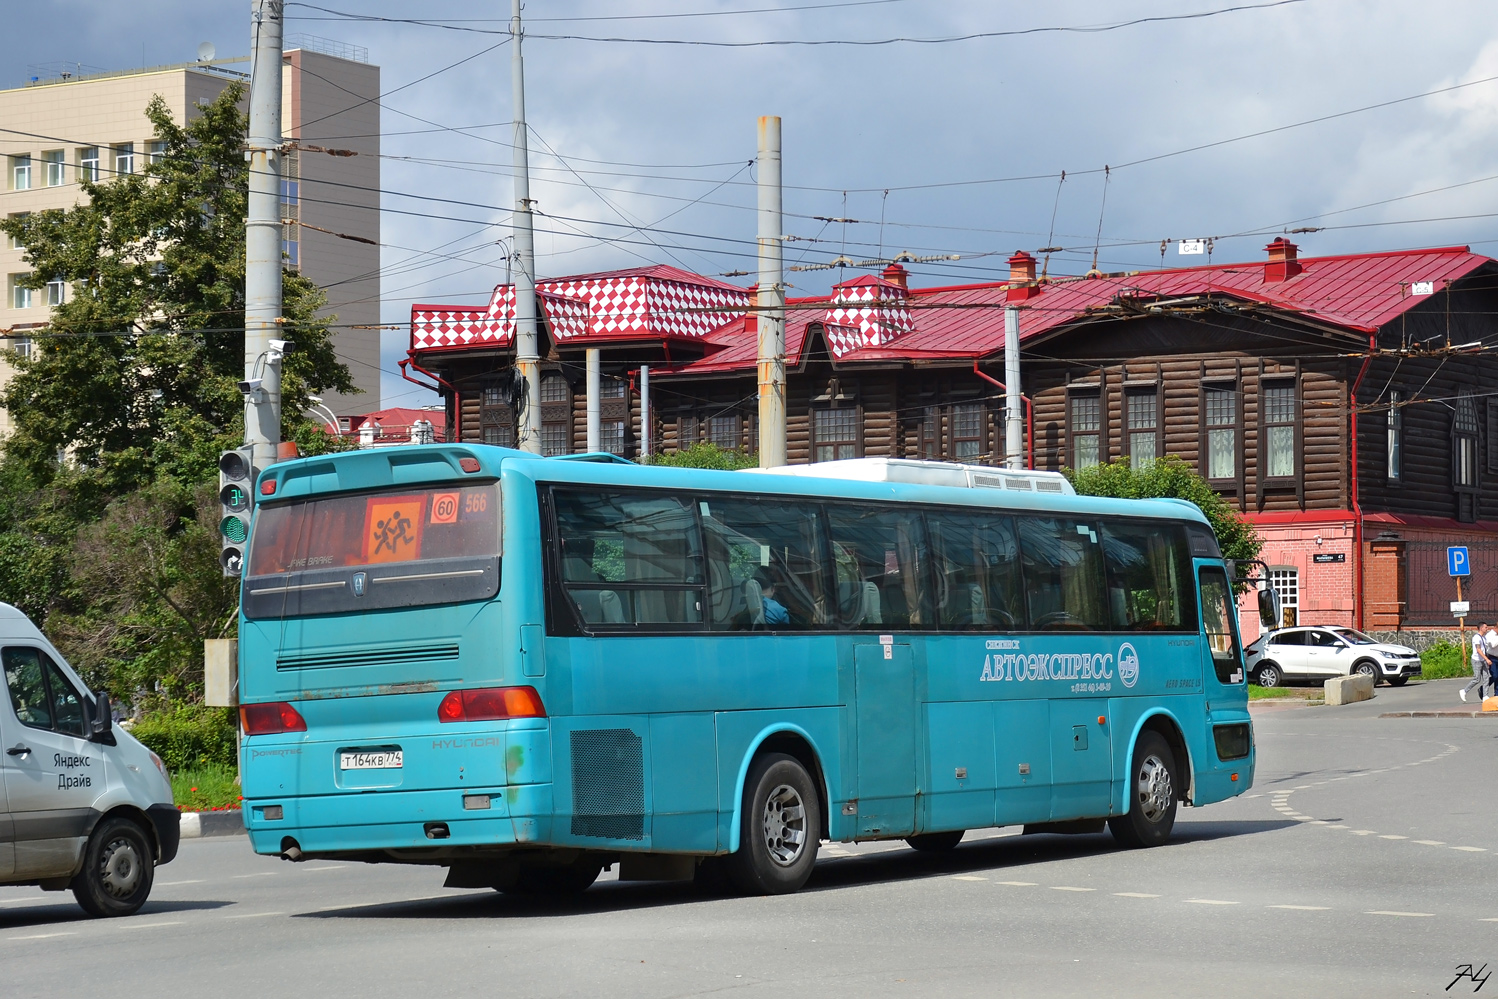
[242,482,500,618]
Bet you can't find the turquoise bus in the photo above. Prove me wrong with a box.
[237,446,1256,895]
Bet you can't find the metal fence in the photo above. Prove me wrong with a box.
[1405,540,1498,626]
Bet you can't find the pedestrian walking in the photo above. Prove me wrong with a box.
[1461,622,1493,702]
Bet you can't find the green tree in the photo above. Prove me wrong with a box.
[1068,456,1262,566]
[644,442,758,470]
[0,84,354,492]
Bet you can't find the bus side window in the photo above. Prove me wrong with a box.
[825,505,929,630]
[700,497,827,631]
[928,512,1024,631]
[552,490,703,628]
[1017,517,1108,631]
[1100,522,1197,632]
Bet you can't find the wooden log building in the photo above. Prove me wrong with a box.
[405,242,1498,638]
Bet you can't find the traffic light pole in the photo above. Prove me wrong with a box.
[245,0,284,469]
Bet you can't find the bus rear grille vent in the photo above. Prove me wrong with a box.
[570,728,644,841]
[276,644,460,671]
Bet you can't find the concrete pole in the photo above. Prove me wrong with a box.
[245,0,284,467]
[756,116,786,468]
[585,348,601,453]
[1004,305,1023,470]
[639,364,651,459]
[511,0,542,453]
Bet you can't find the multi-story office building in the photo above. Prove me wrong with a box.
[0,37,380,432]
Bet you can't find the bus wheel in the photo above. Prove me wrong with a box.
[906,831,965,852]
[72,816,155,918]
[727,753,821,895]
[1108,732,1178,849]
[504,860,603,896]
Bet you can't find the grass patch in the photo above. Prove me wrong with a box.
[1248,684,1323,699]
[170,763,242,812]
[1420,641,1472,680]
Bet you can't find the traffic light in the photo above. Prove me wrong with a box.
[219,447,256,576]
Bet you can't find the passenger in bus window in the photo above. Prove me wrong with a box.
[759,579,790,626]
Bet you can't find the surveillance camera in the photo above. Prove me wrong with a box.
[268,339,293,353]
[238,378,263,394]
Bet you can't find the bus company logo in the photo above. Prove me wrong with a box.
[979,642,1114,684]
[352,571,367,597]
[1118,642,1140,689]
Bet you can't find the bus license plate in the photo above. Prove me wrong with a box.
[340,750,403,770]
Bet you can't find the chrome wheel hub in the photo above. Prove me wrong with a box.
[1135,754,1174,824]
[99,836,142,898]
[761,783,807,866]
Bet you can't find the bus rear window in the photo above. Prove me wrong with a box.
[247,483,499,576]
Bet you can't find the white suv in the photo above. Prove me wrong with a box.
[1244,626,1422,688]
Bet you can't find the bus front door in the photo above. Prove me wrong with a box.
[853,642,917,837]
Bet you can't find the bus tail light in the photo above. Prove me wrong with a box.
[437,686,546,723]
[241,701,308,735]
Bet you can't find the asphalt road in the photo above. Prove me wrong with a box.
[2,680,1496,998]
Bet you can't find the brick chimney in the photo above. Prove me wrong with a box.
[1007,250,1040,302]
[881,263,908,290]
[1264,237,1303,282]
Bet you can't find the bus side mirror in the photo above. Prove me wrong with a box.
[88,692,114,743]
[1258,588,1281,629]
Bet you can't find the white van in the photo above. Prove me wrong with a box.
[0,603,178,916]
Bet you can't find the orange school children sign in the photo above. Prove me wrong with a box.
[363,495,427,564]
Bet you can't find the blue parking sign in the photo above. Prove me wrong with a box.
[1449,546,1470,577]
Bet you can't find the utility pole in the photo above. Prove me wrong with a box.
[639,364,651,459]
[245,0,284,467]
[511,0,542,453]
[1004,305,1023,470]
[585,348,601,452]
[756,116,786,468]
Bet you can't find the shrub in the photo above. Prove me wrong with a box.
[644,442,757,470]
[1420,641,1470,680]
[130,704,237,772]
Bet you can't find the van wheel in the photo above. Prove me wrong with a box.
[72,816,154,918]
[1108,732,1178,849]
[906,831,965,852]
[726,753,821,895]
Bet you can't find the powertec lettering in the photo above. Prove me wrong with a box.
[979,651,1114,683]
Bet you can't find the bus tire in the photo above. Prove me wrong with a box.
[727,752,821,895]
[71,816,155,918]
[503,859,603,896]
[906,831,965,852]
[1108,732,1178,849]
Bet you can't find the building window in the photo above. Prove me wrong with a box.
[1268,567,1299,628]
[43,151,64,187]
[1069,391,1101,470]
[813,407,858,462]
[113,143,134,177]
[709,414,740,450]
[11,336,32,361]
[1205,385,1236,480]
[918,405,939,459]
[10,276,33,310]
[1262,382,1297,478]
[677,415,699,450]
[540,374,570,404]
[6,213,28,251]
[11,155,31,191]
[45,279,64,307]
[147,141,166,166]
[951,402,985,460]
[1455,390,1479,489]
[540,373,571,456]
[1126,389,1158,468]
[482,424,512,447]
[541,424,569,456]
[78,147,99,184]
[1387,390,1402,482]
[601,420,625,455]
[601,378,626,399]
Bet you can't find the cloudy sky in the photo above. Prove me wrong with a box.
[4,0,1498,408]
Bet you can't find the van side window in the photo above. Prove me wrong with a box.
[44,655,85,736]
[3,647,52,730]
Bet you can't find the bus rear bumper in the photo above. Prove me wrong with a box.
[244,783,553,857]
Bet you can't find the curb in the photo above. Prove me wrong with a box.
[1378,710,1498,718]
[179,809,246,838]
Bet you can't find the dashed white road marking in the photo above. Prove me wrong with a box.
[302,866,348,873]
[118,921,183,931]
[995,881,1037,887]
[1366,910,1433,918]
[233,872,278,879]
[225,911,285,920]
[7,932,74,941]
[1350,830,1377,836]
[1414,840,1446,846]
[1114,892,1161,898]
[1050,886,1095,892]
[1452,846,1487,853]
[951,876,988,882]
[1378,835,1408,840]
[156,880,203,886]
[1268,905,1330,911]
[1185,899,1239,905]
